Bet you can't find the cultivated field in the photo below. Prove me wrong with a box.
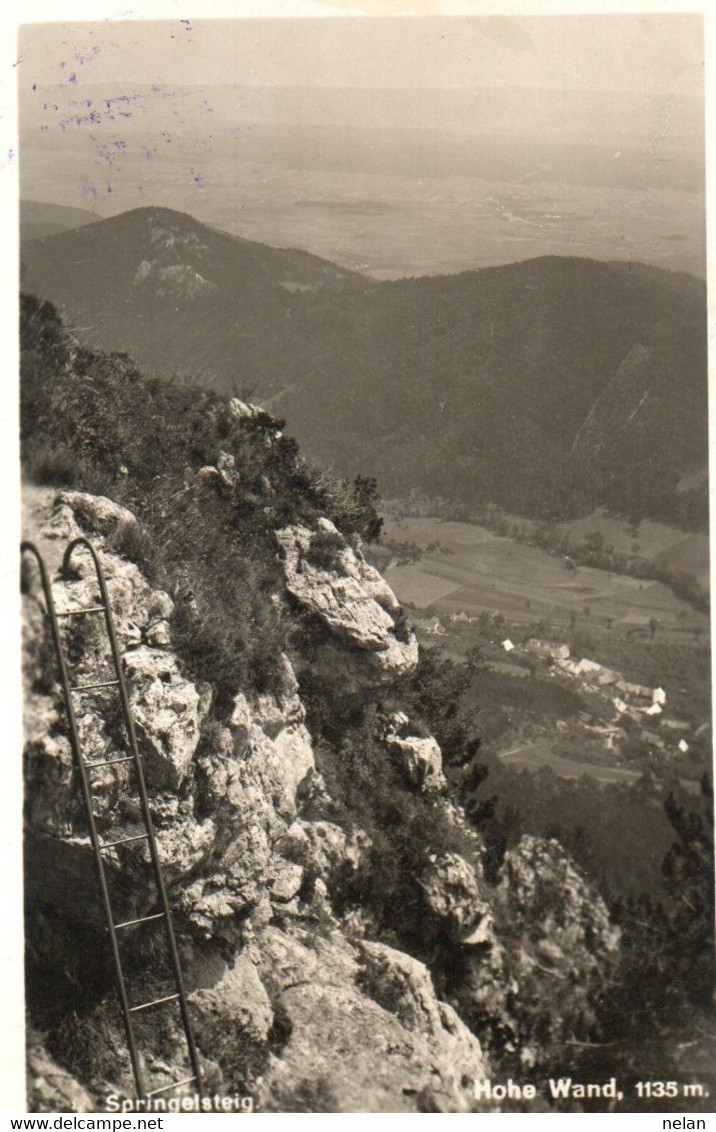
[382,516,708,644]
[498,740,643,785]
[22,149,705,280]
[559,509,710,589]
[229,179,706,280]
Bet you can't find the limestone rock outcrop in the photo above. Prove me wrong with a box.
[275,518,418,691]
[229,398,264,423]
[55,491,137,536]
[126,647,211,790]
[254,927,486,1113]
[27,1030,95,1114]
[420,851,490,940]
[22,491,317,939]
[450,835,620,1064]
[495,835,620,979]
[187,946,275,1050]
[279,819,372,886]
[377,711,446,793]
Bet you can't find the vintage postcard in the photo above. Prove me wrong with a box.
[2,0,714,1118]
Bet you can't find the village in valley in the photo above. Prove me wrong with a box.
[412,611,710,788]
[369,510,711,789]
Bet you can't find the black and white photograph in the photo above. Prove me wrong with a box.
[4,0,714,1116]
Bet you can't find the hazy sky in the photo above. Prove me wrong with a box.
[19,13,703,97]
[15,9,706,280]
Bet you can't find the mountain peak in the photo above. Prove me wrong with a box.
[98,204,210,231]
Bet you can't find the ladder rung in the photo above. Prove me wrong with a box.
[56,605,106,617]
[22,538,203,1102]
[129,992,181,1014]
[72,679,120,692]
[146,1076,197,1098]
[114,912,165,930]
[100,833,149,850]
[86,755,134,769]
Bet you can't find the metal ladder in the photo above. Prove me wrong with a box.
[21,537,202,1102]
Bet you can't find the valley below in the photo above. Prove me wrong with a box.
[380,514,708,644]
[370,510,711,801]
[194,174,706,280]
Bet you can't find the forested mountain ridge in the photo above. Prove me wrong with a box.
[21,206,708,528]
[20,200,102,243]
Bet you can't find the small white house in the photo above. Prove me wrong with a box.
[643,703,662,717]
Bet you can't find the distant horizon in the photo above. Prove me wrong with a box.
[18,13,705,279]
[19,199,708,286]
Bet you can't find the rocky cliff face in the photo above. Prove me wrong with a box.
[275,518,418,695]
[22,487,618,1113]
